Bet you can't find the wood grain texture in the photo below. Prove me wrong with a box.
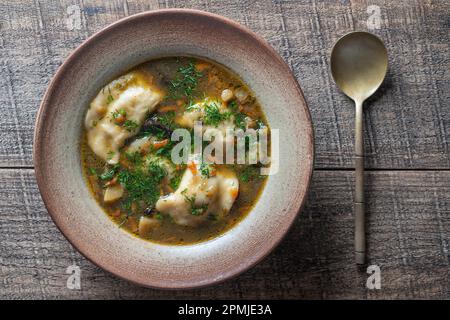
[0,0,448,168]
[1,0,449,299]
[0,169,448,299]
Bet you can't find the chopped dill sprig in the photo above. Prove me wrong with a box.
[166,62,203,101]
[203,101,232,126]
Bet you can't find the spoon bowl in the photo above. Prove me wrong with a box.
[331,31,388,102]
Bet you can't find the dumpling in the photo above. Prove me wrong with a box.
[174,97,235,132]
[155,154,239,227]
[174,98,236,161]
[85,71,162,164]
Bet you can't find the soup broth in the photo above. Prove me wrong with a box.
[81,57,270,245]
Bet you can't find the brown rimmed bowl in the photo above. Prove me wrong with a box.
[33,9,314,289]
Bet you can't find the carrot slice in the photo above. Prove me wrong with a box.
[187,161,198,175]
[195,62,209,72]
[230,188,239,199]
[105,176,118,187]
[152,139,169,149]
[114,114,126,124]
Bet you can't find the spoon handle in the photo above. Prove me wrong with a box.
[354,99,365,265]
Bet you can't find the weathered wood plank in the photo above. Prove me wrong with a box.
[0,0,448,168]
[0,169,448,299]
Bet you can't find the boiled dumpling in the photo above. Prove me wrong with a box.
[85,71,162,164]
[174,97,234,131]
[155,154,239,227]
[174,98,236,159]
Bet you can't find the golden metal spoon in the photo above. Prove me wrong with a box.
[330,31,388,265]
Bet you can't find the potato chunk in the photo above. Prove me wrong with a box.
[103,184,124,203]
[221,88,234,102]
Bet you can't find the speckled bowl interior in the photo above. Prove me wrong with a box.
[34,9,313,289]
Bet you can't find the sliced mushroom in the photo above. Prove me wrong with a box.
[234,88,248,102]
[142,116,173,137]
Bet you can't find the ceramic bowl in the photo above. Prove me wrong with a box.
[34,9,313,289]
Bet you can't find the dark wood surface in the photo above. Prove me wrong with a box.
[0,0,448,299]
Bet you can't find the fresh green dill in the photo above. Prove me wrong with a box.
[234,112,247,130]
[106,151,115,161]
[199,162,213,178]
[111,109,137,131]
[153,127,169,139]
[185,100,198,112]
[106,86,114,105]
[239,165,262,183]
[107,94,114,104]
[148,161,167,181]
[88,167,97,176]
[228,100,238,112]
[99,164,120,181]
[154,111,176,129]
[169,175,182,190]
[181,188,195,206]
[226,99,248,130]
[111,108,126,119]
[121,198,132,212]
[118,168,162,210]
[155,140,175,158]
[123,119,139,132]
[124,151,142,166]
[191,205,207,216]
[240,169,251,183]
[166,62,203,101]
[181,188,208,216]
[203,101,232,126]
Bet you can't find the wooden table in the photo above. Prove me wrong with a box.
[1,0,448,299]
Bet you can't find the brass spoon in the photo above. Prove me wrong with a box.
[330,31,388,265]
